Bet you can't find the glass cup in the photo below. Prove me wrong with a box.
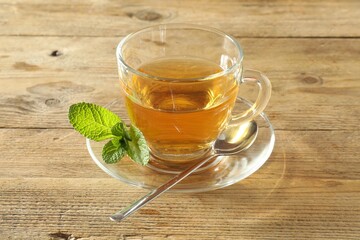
[116,24,271,171]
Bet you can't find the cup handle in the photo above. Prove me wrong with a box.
[231,69,272,124]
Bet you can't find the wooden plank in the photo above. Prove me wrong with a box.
[0,129,359,180]
[0,0,359,37]
[0,37,359,130]
[0,177,359,239]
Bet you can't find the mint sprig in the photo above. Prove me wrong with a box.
[68,102,149,165]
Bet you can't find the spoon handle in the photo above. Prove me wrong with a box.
[110,155,215,222]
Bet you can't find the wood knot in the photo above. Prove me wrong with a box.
[123,6,176,22]
[303,77,322,84]
[300,73,323,85]
[134,10,162,21]
[45,98,60,106]
[48,232,79,240]
[50,50,63,57]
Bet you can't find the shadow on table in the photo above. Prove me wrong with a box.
[188,132,289,222]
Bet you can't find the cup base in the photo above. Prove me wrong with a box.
[146,148,223,174]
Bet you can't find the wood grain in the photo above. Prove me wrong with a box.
[0,37,359,130]
[0,129,359,238]
[1,177,359,239]
[1,0,360,239]
[0,129,359,180]
[0,0,359,37]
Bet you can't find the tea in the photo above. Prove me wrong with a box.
[124,57,239,161]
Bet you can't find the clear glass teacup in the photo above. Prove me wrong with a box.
[116,24,271,171]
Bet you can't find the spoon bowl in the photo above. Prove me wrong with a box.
[215,121,258,154]
[110,121,258,222]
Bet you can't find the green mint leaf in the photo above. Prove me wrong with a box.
[112,122,131,140]
[111,122,125,137]
[68,102,121,141]
[111,122,131,140]
[125,125,150,166]
[111,137,122,147]
[102,140,126,164]
[69,102,150,166]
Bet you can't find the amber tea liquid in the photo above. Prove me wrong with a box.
[124,57,239,163]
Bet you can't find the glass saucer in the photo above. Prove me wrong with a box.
[86,98,275,193]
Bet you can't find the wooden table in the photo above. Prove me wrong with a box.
[1,1,359,239]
